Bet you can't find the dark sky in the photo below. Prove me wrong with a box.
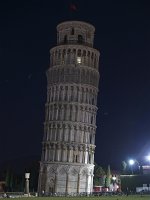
[1,0,150,170]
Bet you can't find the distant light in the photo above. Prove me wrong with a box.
[146,155,150,161]
[77,57,81,64]
[112,176,116,181]
[129,159,135,165]
[25,173,30,179]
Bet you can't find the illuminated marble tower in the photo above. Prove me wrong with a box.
[38,21,100,195]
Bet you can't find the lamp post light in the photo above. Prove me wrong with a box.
[146,155,150,162]
[25,173,30,196]
[112,176,116,182]
[112,176,117,191]
[128,159,135,174]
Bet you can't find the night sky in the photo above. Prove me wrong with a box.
[1,0,150,170]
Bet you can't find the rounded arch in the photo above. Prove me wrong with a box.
[58,165,67,175]
[80,167,88,176]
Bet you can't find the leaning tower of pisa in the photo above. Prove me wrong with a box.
[38,21,100,195]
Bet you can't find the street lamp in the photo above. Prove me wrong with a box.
[112,176,117,191]
[25,173,30,196]
[112,176,116,182]
[128,159,135,174]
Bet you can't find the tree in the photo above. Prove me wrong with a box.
[94,162,105,186]
[9,172,13,191]
[19,176,24,192]
[5,168,15,191]
[105,165,111,188]
[121,161,127,174]
[5,168,10,191]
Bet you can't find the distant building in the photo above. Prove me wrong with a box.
[136,184,150,193]
[120,174,150,192]
[38,21,100,195]
[142,165,150,174]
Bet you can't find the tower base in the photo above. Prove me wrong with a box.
[38,162,94,196]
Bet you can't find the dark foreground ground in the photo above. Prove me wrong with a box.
[2,195,150,200]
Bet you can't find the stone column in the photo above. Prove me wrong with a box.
[49,124,53,141]
[68,145,73,162]
[54,126,57,141]
[75,105,78,121]
[25,173,30,196]
[53,88,56,101]
[37,172,42,195]
[79,145,83,163]
[85,107,88,123]
[70,125,74,142]
[49,145,52,161]
[90,175,94,193]
[45,145,48,161]
[55,173,58,193]
[52,144,55,161]
[75,126,78,143]
[64,124,68,141]
[66,173,69,194]
[84,147,88,164]
[87,89,90,104]
[58,124,63,141]
[60,87,63,101]
[80,127,84,143]
[57,87,60,101]
[51,104,54,120]
[56,105,59,120]
[77,173,80,193]
[71,105,75,121]
[57,105,61,120]
[46,126,49,141]
[92,132,95,144]
[55,143,61,161]
[48,105,50,120]
[76,105,80,122]
[62,87,65,101]
[65,105,69,121]
[86,174,91,194]
[68,125,71,142]
[91,149,94,164]
[84,127,88,143]
[82,107,85,122]
[83,88,86,103]
[62,144,67,162]
[47,144,50,161]
[61,105,65,121]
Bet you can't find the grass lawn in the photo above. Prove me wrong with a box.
[12,195,150,200]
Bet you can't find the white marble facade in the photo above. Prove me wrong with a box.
[38,21,100,195]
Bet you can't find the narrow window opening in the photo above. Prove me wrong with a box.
[71,28,74,35]
[78,35,83,43]
[64,35,67,43]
